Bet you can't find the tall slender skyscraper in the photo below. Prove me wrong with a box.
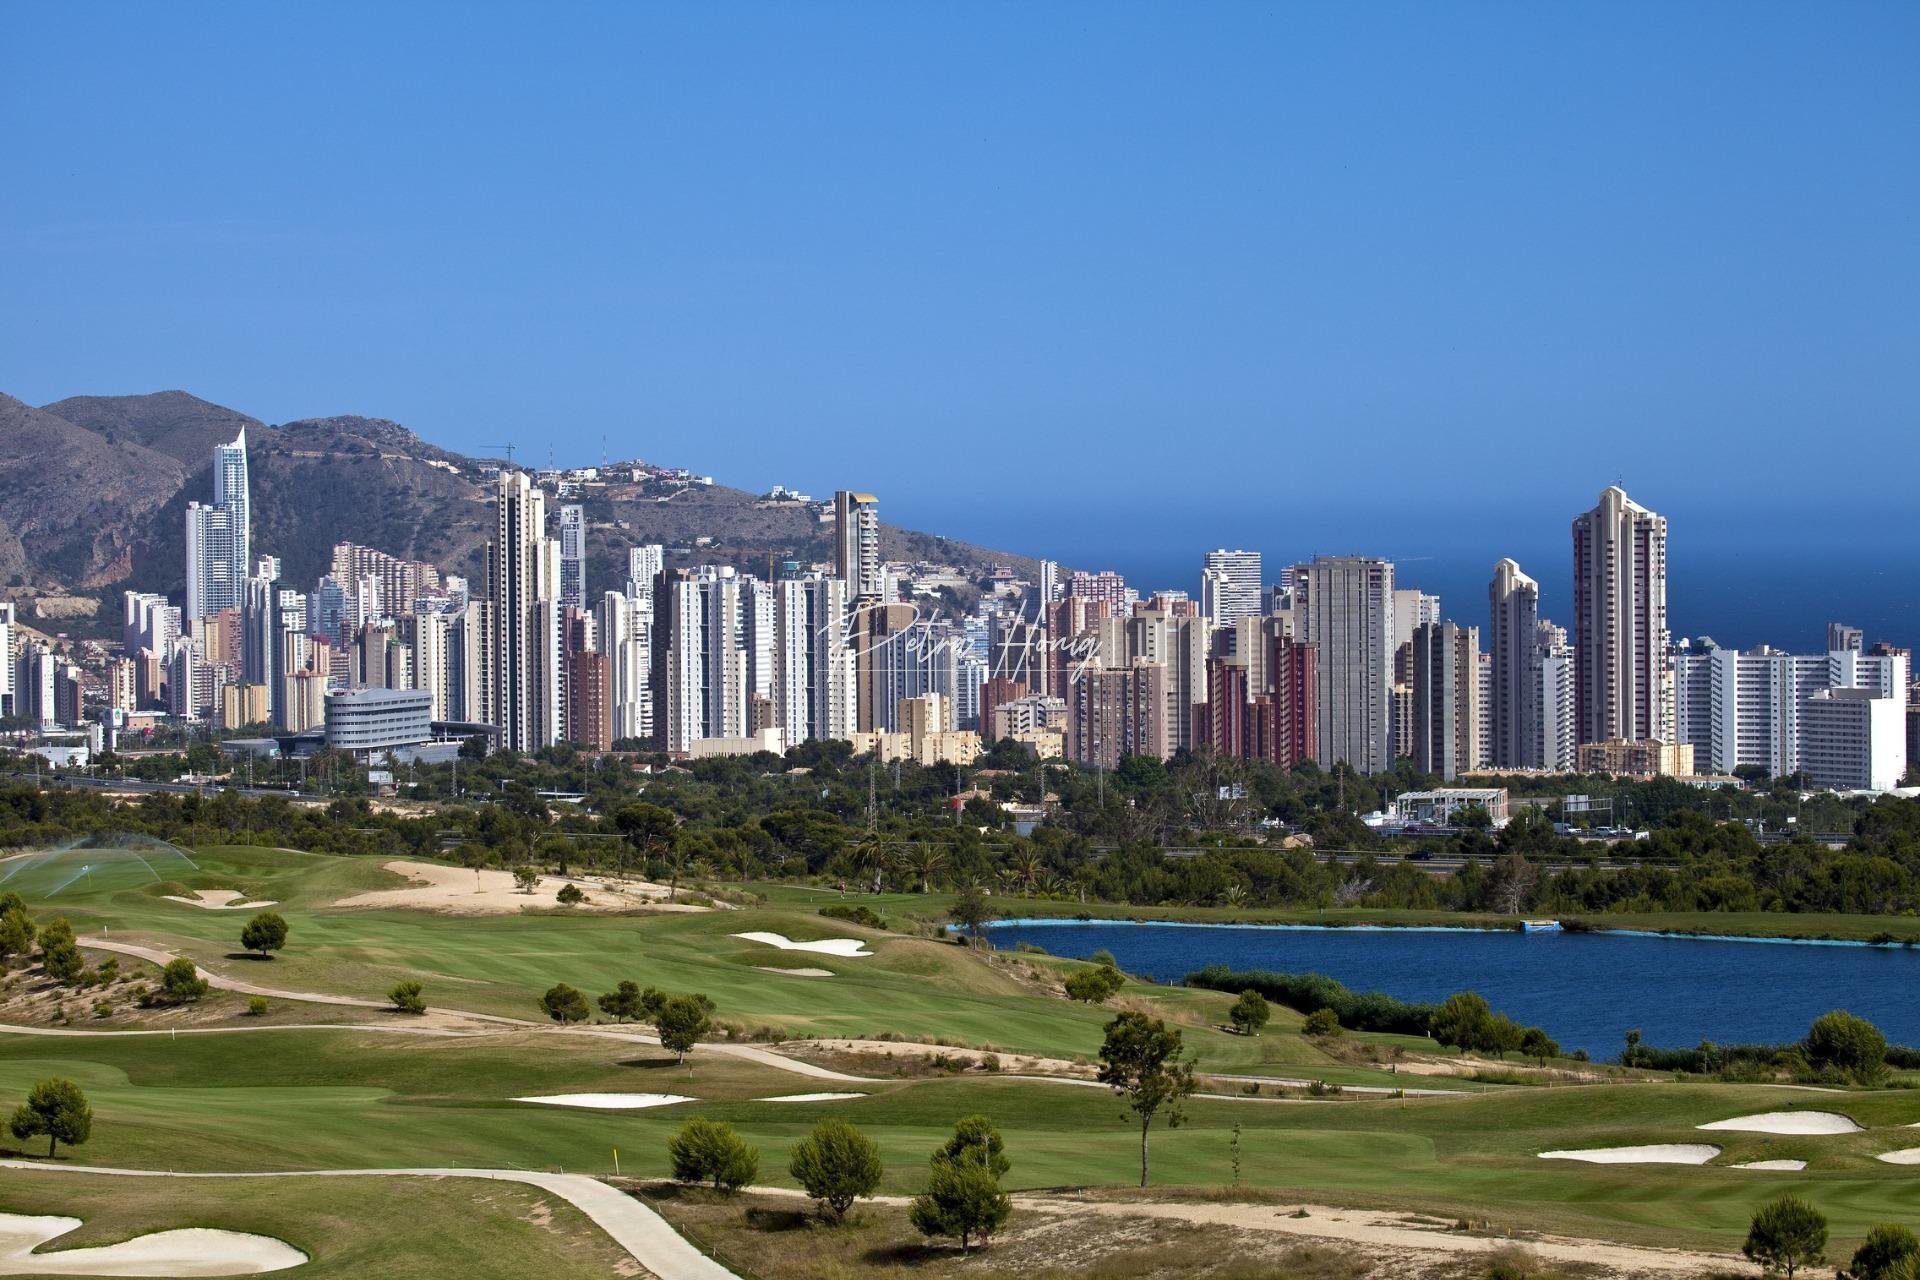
[833,491,882,601]
[1290,556,1395,773]
[1488,558,1541,768]
[1412,620,1480,781]
[1571,486,1671,745]
[489,472,561,752]
[185,428,251,620]
[558,504,587,610]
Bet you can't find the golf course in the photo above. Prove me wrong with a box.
[6,839,1920,1278]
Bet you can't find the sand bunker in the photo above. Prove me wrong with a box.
[1539,1144,1720,1165]
[163,890,278,911]
[0,1212,306,1276]
[760,1092,865,1102]
[1876,1148,1920,1165]
[755,966,835,977]
[513,1093,693,1110]
[1733,1159,1809,1171]
[1699,1110,1860,1135]
[733,931,871,957]
[335,860,698,915]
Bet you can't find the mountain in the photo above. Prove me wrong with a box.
[2,390,1037,629]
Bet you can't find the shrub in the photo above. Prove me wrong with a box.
[667,1117,759,1193]
[1806,1010,1888,1084]
[1090,949,1118,968]
[820,904,886,930]
[1302,1008,1341,1037]
[1185,966,1434,1035]
[37,918,83,985]
[388,981,426,1014]
[789,1119,884,1222]
[556,882,586,906]
[246,996,269,1017]
[159,958,209,1004]
[1849,1223,1920,1280]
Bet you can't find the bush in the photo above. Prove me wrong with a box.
[667,1117,759,1193]
[820,904,886,930]
[37,918,82,985]
[1186,966,1434,1035]
[1744,1195,1826,1277]
[388,981,426,1014]
[239,911,288,957]
[1230,990,1272,1036]
[159,958,209,1004]
[1302,1008,1341,1037]
[1063,964,1125,1004]
[1849,1223,1920,1280]
[789,1119,884,1222]
[1806,1010,1888,1084]
[556,882,586,906]
[245,996,269,1017]
[541,983,590,1024]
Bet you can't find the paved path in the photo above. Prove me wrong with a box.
[0,1162,741,1280]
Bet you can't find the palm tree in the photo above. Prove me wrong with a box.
[1007,848,1045,897]
[846,836,892,894]
[904,845,950,894]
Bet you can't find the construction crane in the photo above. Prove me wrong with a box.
[481,443,518,465]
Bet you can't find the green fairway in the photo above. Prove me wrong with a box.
[4,1024,1920,1255]
[0,1167,638,1279]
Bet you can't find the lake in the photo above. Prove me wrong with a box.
[979,919,1920,1056]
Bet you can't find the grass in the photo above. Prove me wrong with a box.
[0,1167,640,1279]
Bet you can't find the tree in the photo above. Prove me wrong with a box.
[38,918,82,984]
[1744,1195,1826,1277]
[1848,1224,1920,1280]
[598,980,644,1023]
[1520,1026,1560,1065]
[1096,1011,1197,1187]
[656,993,714,1067]
[1302,1007,1342,1037]
[667,1117,759,1193]
[9,1076,92,1158]
[160,957,209,1004]
[1429,991,1494,1053]
[239,911,288,958]
[541,983,590,1024]
[513,866,540,893]
[388,980,426,1014]
[949,882,992,941]
[0,905,35,961]
[909,1136,1012,1253]
[1806,1010,1888,1084]
[1063,964,1124,1004]
[1228,990,1271,1036]
[615,802,681,897]
[789,1118,884,1223]
[556,882,586,906]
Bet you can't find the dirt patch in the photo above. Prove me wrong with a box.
[332,860,705,916]
[784,1038,1093,1079]
[163,890,278,911]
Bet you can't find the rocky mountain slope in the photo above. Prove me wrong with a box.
[2,390,1035,629]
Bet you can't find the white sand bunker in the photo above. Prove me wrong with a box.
[1699,1110,1860,1135]
[0,1212,306,1276]
[756,966,835,977]
[163,889,278,911]
[1539,1144,1720,1165]
[733,931,871,957]
[1734,1159,1809,1171]
[513,1093,693,1110]
[760,1092,866,1103]
[1876,1148,1920,1165]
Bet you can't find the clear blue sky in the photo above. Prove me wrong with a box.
[3,3,1917,633]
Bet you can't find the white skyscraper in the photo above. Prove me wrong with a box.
[1572,486,1671,745]
[771,573,856,748]
[626,544,665,598]
[186,429,251,620]
[597,590,652,744]
[558,504,587,610]
[489,472,561,752]
[1201,549,1262,630]
[834,491,883,600]
[1488,559,1541,768]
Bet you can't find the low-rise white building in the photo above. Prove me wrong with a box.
[1799,688,1908,792]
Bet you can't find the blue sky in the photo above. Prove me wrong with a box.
[3,3,1917,631]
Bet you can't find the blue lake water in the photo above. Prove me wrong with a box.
[979,920,1920,1056]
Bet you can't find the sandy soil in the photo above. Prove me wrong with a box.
[1538,1144,1720,1165]
[513,1093,693,1110]
[731,932,870,956]
[162,890,277,911]
[754,966,834,978]
[791,1037,1092,1077]
[1734,1159,1809,1171]
[0,1212,306,1276]
[1698,1110,1860,1134]
[334,860,702,915]
[757,1092,864,1102]
[1875,1147,1920,1164]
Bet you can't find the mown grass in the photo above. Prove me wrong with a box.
[0,1167,639,1279]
